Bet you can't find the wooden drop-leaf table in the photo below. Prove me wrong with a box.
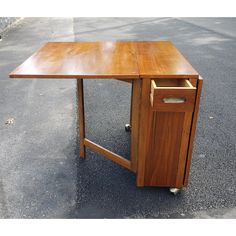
[9,41,203,195]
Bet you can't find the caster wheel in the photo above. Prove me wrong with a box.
[79,156,86,161]
[169,188,181,195]
[125,124,131,132]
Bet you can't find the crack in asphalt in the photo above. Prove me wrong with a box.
[72,17,171,36]
[176,18,236,40]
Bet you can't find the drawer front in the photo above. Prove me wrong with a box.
[150,79,196,112]
[151,89,196,112]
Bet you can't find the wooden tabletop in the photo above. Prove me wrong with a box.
[9,42,139,79]
[9,41,199,79]
[136,41,198,79]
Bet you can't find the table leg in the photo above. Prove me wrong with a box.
[136,78,151,186]
[130,81,134,126]
[125,82,134,132]
[130,79,141,172]
[77,79,86,158]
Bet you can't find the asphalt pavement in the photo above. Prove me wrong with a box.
[0,17,235,218]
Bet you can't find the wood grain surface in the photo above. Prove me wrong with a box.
[135,41,199,79]
[9,42,139,79]
[9,41,202,188]
[9,41,199,79]
[144,112,185,186]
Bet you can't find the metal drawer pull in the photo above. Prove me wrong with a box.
[162,97,186,103]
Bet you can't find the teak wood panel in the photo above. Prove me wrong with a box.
[9,42,139,79]
[184,77,203,186]
[9,41,199,80]
[135,41,199,79]
[144,111,193,187]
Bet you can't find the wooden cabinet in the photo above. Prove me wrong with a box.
[143,78,202,188]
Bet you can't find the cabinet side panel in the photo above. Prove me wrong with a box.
[184,77,203,186]
[144,112,185,186]
[175,112,194,187]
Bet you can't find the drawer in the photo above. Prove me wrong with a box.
[150,79,196,112]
